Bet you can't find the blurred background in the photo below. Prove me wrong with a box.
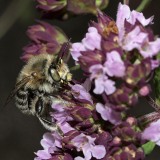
[0,0,160,159]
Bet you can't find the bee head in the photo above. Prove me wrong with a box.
[48,57,72,84]
[19,53,72,92]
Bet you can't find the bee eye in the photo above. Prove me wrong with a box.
[49,67,60,82]
[35,98,43,115]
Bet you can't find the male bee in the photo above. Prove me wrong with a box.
[9,44,72,131]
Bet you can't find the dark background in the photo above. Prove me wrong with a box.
[0,0,160,159]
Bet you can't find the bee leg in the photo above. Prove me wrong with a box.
[37,116,58,132]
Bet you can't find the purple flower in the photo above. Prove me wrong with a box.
[81,78,92,92]
[50,102,75,134]
[33,3,160,160]
[116,3,160,59]
[151,59,160,70]
[118,26,148,52]
[71,133,106,160]
[89,64,104,80]
[71,84,93,104]
[82,27,101,51]
[51,102,72,124]
[116,3,153,41]
[89,64,117,95]
[21,21,67,61]
[58,122,75,134]
[35,150,51,160]
[104,50,125,77]
[35,132,62,160]
[139,85,150,96]
[70,27,101,62]
[93,75,116,95]
[140,38,160,58]
[142,119,160,146]
[96,103,121,124]
[70,43,86,61]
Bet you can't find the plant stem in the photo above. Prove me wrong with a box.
[0,0,31,39]
[136,0,152,12]
[123,0,129,5]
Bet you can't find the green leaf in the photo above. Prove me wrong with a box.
[142,141,156,155]
[156,52,160,59]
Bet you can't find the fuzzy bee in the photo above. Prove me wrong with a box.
[6,43,72,131]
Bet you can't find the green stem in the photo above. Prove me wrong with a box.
[0,0,31,39]
[136,0,152,12]
[70,65,80,71]
[123,0,129,5]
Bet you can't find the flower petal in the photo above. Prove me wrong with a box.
[82,27,101,50]
[71,42,86,61]
[91,145,106,159]
[36,150,52,159]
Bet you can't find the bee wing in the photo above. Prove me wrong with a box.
[4,76,31,107]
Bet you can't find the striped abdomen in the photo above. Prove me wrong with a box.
[15,87,31,114]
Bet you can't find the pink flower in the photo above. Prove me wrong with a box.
[116,3,160,59]
[116,3,153,41]
[140,38,160,58]
[71,133,106,160]
[35,132,62,159]
[71,84,93,104]
[104,50,125,77]
[82,27,101,50]
[89,64,104,80]
[151,59,160,70]
[89,64,116,95]
[142,119,160,146]
[70,42,86,61]
[96,103,121,124]
[94,75,116,95]
[119,26,148,52]
[51,103,73,124]
[70,27,101,62]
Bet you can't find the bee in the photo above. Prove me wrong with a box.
[6,43,72,131]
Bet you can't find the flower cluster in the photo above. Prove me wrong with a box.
[35,83,145,160]
[36,0,109,19]
[71,3,160,111]
[24,2,160,160]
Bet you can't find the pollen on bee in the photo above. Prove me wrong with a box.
[66,73,72,81]
[31,72,37,77]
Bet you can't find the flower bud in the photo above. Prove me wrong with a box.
[21,21,67,61]
[70,106,92,122]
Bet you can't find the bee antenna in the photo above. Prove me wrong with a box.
[57,39,71,63]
